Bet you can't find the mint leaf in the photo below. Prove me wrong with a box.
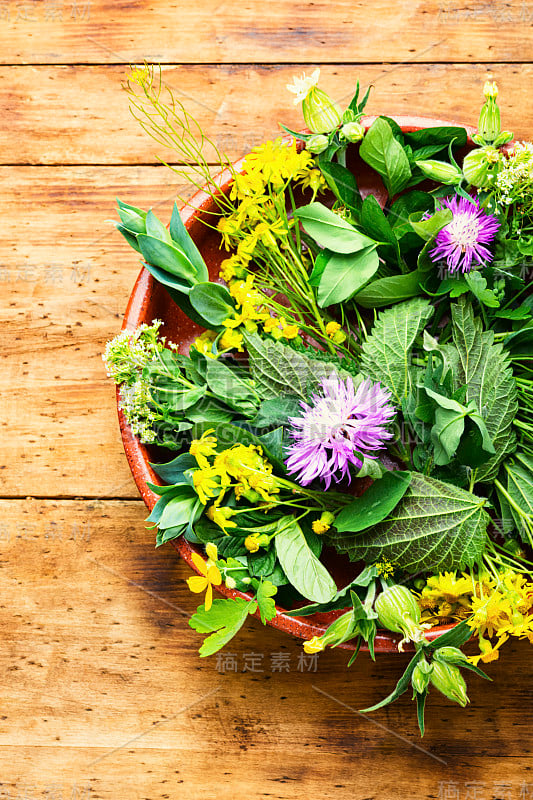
[330,472,489,573]
[360,298,433,404]
[189,597,256,657]
[244,332,352,400]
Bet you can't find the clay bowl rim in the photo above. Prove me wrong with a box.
[118,114,478,653]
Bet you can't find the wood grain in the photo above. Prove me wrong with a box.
[0,0,532,65]
[0,499,531,799]
[1,64,533,165]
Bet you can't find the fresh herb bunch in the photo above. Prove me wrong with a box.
[106,67,533,735]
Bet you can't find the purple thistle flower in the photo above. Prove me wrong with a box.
[429,194,500,274]
[285,375,395,488]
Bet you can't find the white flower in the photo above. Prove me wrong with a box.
[286,68,320,105]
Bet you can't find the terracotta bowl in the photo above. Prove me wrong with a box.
[118,116,477,652]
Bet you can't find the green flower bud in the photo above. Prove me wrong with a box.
[430,661,469,707]
[302,87,342,134]
[412,660,433,694]
[375,585,427,648]
[415,160,463,185]
[478,84,501,143]
[322,609,357,647]
[462,146,499,188]
[433,646,469,665]
[306,134,329,154]
[471,133,486,146]
[493,130,514,147]
[342,108,358,124]
[225,576,237,590]
[341,121,365,143]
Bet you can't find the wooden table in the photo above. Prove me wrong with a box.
[2,2,533,798]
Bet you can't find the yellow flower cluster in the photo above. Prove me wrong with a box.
[263,315,299,341]
[188,430,280,530]
[216,138,326,280]
[417,569,533,665]
[222,275,269,335]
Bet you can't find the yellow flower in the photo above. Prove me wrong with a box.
[468,590,513,637]
[193,467,221,505]
[375,559,395,579]
[189,429,218,469]
[207,504,237,533]
[229,170,266,200]
[244,534,261,553]
[254,219,288,249]
[280,322,299,340]
[312,511,335,536]
[219,328,244,352]
[229,275,264,308]
[217,216,241,249]
[187,549,222,611]
[303,636,325,654]
[193,330,217,359]
[214,443,279,502]
[298,167,327,197]
[219,255,248,283]
[469,633,508,666]
[325,321,341,338]
[422,571,475,604]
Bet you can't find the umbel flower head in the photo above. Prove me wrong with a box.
[429,194,500,274]
[285,375,395,488]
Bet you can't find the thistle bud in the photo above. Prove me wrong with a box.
[433,646,469,666]
[302,88,342,134]
[375,585,427,648]
[430,661,469,707]
[306,134,329,154]
[415,160,463,185]
[462,146,499,188]
[341,121,365,143]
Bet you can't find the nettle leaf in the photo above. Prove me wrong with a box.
[275,516,337,603]
[255,579,278,623]
[360,298,434,404]
[450,298,518,481]
[329,472,489,573]
[249,395,302,429]
[189,597,257,657]
[244,332,351,400]
[503,456,533,543]
[359,117,412,197]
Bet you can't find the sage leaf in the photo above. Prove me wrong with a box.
[275,516,337,603]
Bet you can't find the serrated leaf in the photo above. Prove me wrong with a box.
[243,332,351,400]
[275,516,337,603]
[360,298,434,404]
[329,473,489,573]
[450,298,518,481]
[189,597,256,657]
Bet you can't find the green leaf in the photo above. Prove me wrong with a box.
[205,358,259,413]
[360,298,434,404]
[359,117,412,197]
[189,597,256,657]
[149,453,197,484]
[360,650,424,713]
[334,471,412,533]
[504,460,533,543]
[464,271,500,308]
[137,234,198,283]
[189,283,236,326]
[450,298,518,481]
[286,566,379,617]
[255,579,278,623]
[275,516,337,603]
[243,332,351,401]
[426,618,473,650]
[409,208,453,241]
[294,202,377,253]
[361,193,401,264]
[389,191,433,237]
[145,209,172,242]
[404,126,468,150]
[330,472,489,573]
[353,270,425,308]
[169,202,209,281]
[249,395,302,428]
[416,690,427,737]
[317,246,379,306]
[319,161,362,212]
[158,490,199,530]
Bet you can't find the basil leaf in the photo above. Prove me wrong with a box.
[319,161,362,212]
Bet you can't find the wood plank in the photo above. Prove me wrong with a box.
[0,0,532,65]
[0,498,532,799]
[1,63,533,165]
[1,165,197,498]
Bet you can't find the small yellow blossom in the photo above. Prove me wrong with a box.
[207,504,237,533]
[244,534,261,553]
[325,321,341,338]
[219,328,244,352]
[189,429,218,469]
[303,636,326,654]
[312,511,336,536]
[193,330,217,359]
[193,467,221,505]
[186,549,222,611]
